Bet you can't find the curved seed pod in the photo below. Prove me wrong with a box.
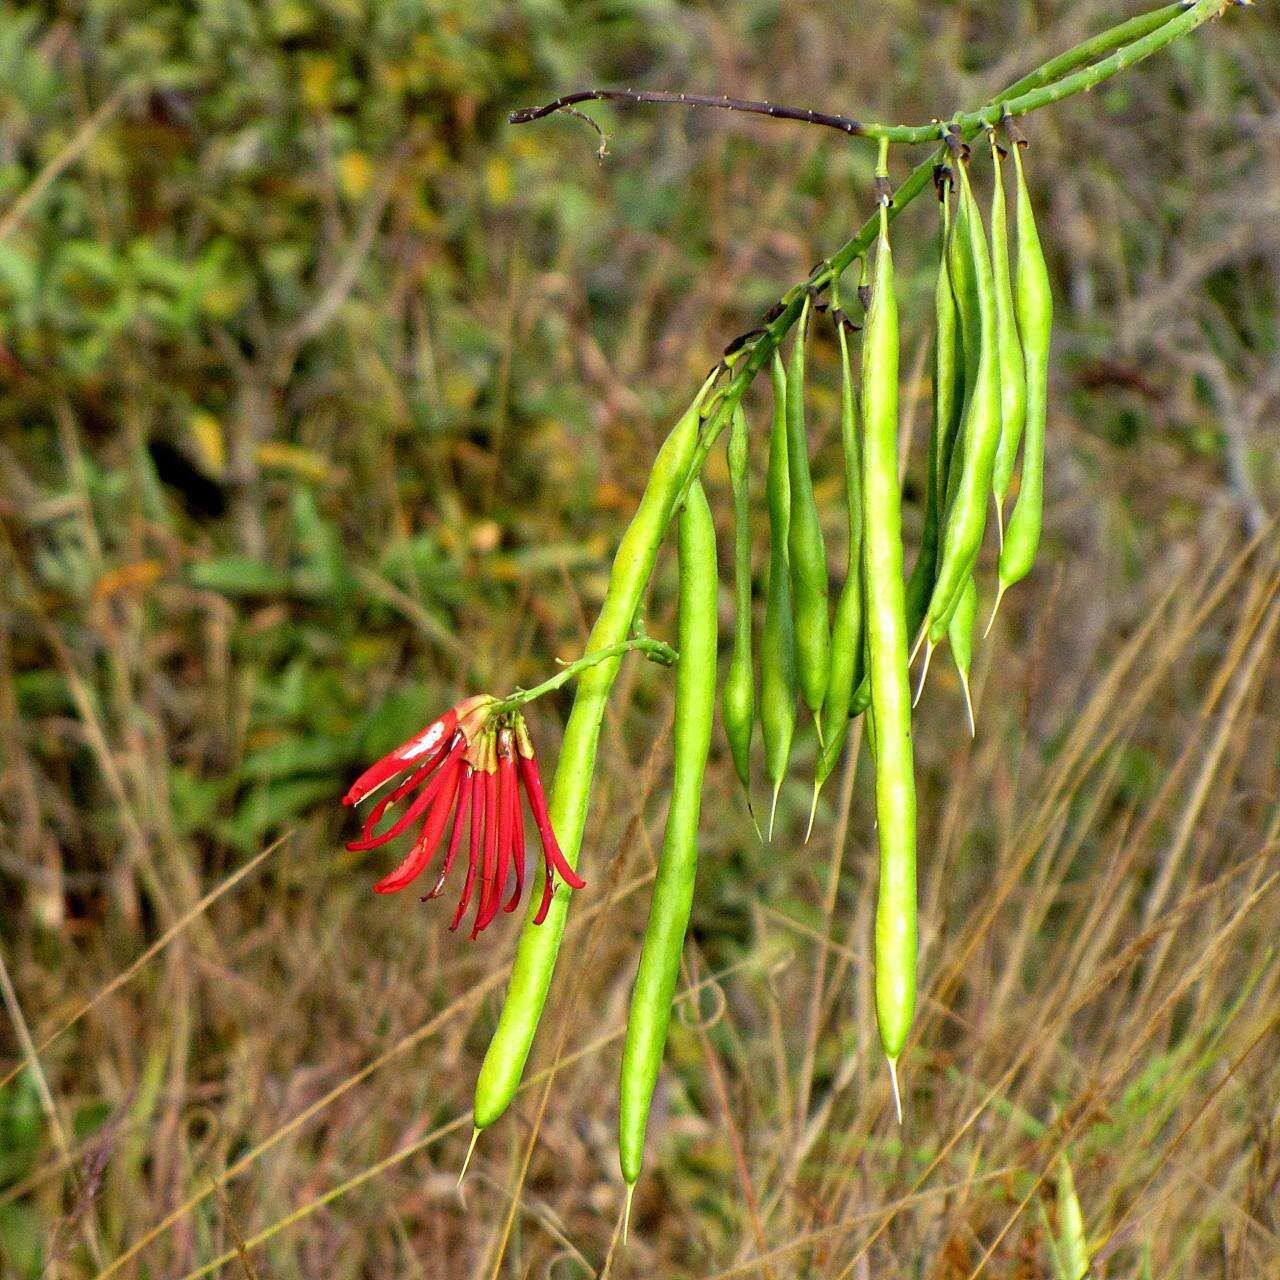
[861,184,918,1090]
[761,351,797,838]
[619,478,718,1189]
[992,140,1053,627]
[989,134,1029,530]
[926,155,1002,645]
[904,175,961,651]
[473,376,716,1131]
[947,165,981,424]
[813,279,864,814]
[721,404,757,826]
[946,574,977,737]
[785,297,831,731]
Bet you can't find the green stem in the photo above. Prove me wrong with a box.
[491,636,677,714]
[680,0,1228,475]
[997,1,1189,101]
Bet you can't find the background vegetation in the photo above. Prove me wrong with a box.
[2,1,1278,1275]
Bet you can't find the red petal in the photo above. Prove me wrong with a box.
[504,765,526,913]
[346,736,465,851]
[424,765,472,901]
[517,753,585,891]
[356,759,436,846]
[372,757,463,893]
[471,768,501,939]
[450,776,485,932]
[492,741,516,915]
[534,861,555,925]
[342,708,459,806]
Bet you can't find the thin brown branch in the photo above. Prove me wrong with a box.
[509,89,867,139]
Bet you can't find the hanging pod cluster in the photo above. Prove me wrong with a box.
[615,125,1054,1190]
[706,124,1054,1121]
[343,120,1056,1197]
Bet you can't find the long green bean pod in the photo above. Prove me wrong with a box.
[812,279,864,821]
[619,478,717,1190]
[721,405,757,828]
[989,133,1029,531]
[904,175,960,645]
[785,297,831,735]
[946,166,981,430]
[860,176,918,1106]
[926,155,1002,645]
[991,139,1053,627]
[761,352,797,838]
[473,378,715,1132]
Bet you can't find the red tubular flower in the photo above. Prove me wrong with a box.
[514,719,586,926]
[450,769,486,932]
[504,752,526,914]
[346,735,466,853]
[424,764,473,902]
[372,754,463,894]
[472,759,501,939]
[343,702,585,935]
[342,694,489,807]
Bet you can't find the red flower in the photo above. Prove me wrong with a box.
[343,698,586,936]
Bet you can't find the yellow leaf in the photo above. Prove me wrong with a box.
[256,442,333,483]
[338,152,373,200]
[188,412,226,476]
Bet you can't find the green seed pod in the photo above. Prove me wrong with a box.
[761,351,797,837]
[989,134,1029,528]
[860,186,918,1080]
[785,297,831,733]
[721,404,757,826]
[474,376,717,1134]
[905,175,961,648]
[992,139,1053,626]
[947,165,982,427]
[619,478,718,1188]
[813,280,865,809]
[926,156,1002,645]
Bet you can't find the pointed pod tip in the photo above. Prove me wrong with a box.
[622,1180,636,1244]
[984,585,1006,638]
[913,642,934,708]
[887,1057,903,1125]
[768,780,782,842]
[804,780,821,844]
[458,1126,481,1189]
[959,672,976,738]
